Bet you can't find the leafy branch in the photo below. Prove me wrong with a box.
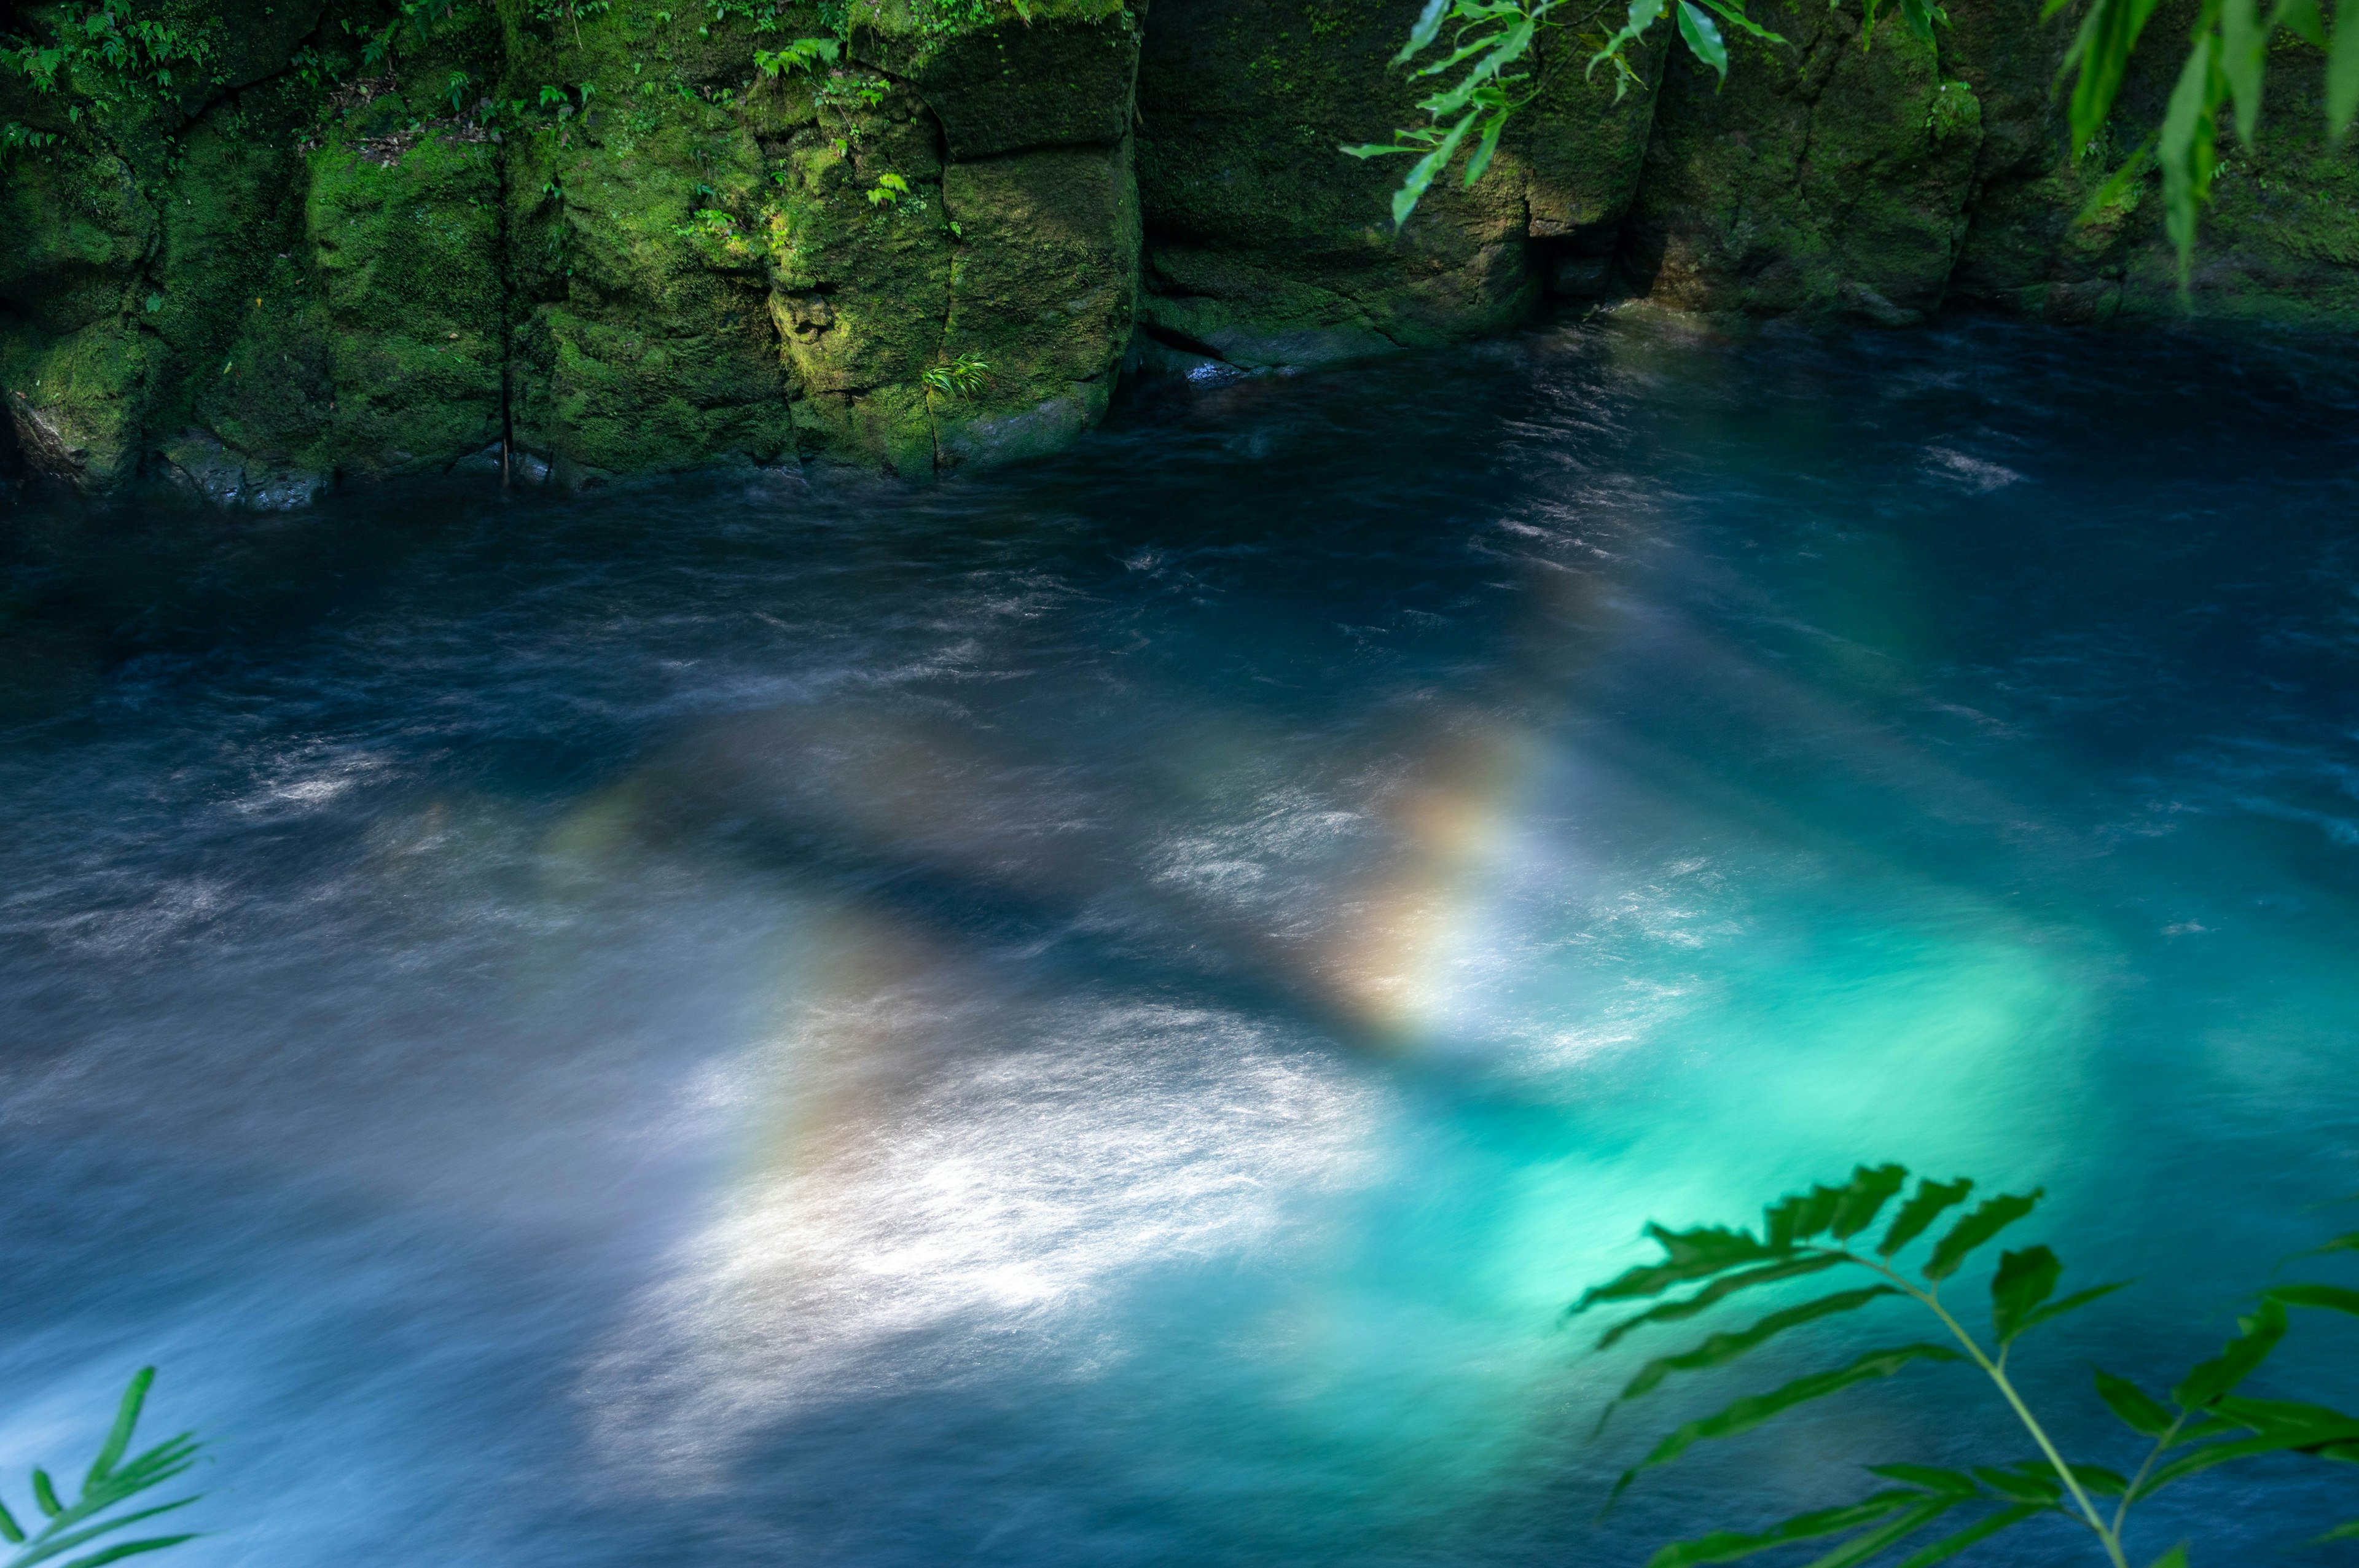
[0,1370,203,1568]
[1344,0,1785,226]
[1581,1165,2359,1568]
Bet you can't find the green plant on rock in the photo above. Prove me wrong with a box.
[1,1368,203,1568]
[1366,0,2359,275]
[1345,0,1790,225]
[921,351,992,398]
[866,170,912,206]
[1580,1164,2359,1568]
[754,37,842,74]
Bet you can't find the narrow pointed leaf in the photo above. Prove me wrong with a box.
[1971,1465,2060,1504]
[55,1539,199,1568]
[1990,1247,2061,1343]
[1461,111,1507,187]
[1392,110,1476,225]
[1596,1255,1845,1349]
[2172,1297,2287,1410]
[2220,0,2267,143]
[2290,1230,2359,1263]
[0,1501,24,1545]
[2146,1548,2188,1568]
[1694,0,1790,42]
[1891,1505,2043,1568]
[1880,1178,1972,1258]
[2313,1521,2359,1544]
[2266,1283,2359,1317]
[1641,1492,1923,1567]
[1617,1289,1899,1402]
[2137,1427,2359,1497]
[1574,1225,1785,1314]
[2095,1371,2173,1437]
[9,1500,200,1568]
[1608,1344,1965,1502]
[2015,1281,2130,1338]
[1864,1464,1978,1496]
[85,1370,155,1489]
[1677,0,1729,79]
[1803,1499,1960,1568]
[34,1470,65,1519]
[2065,0,2167,154]
[1925,1190,2041,1281]
[2333,0,2359,133]
[2278,0,2326,44]
[1396,0,1451,61]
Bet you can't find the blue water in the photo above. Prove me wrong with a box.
[3,311,2357,1568]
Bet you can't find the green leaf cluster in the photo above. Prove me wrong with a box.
[1344,0,1783,227]
[2054,0,2359,281]
[1578,1167,2359,1568]
[921,351,993,399]
[0,1370,203,1568]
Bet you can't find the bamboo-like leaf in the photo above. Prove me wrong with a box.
[1864,1464,1978,1496]
[1642,1492,1925,1567]
[2172,1297,2287,1410]
[1676,0,1729,79]
[2292,1230,2359,1264]
[8,1500,200,1568]
[2095,1371,2174,1437]
[2277,0,2326,44]
[1396,0,1452,61]
[2062,0,2168,155]
[84,1370,155,1491]
[1574,1225,1785,1315]
[1802,1499,1960,1568]
[1989,1247,2060,1344]
[34,1470,65,1518]
[1693,0,1790,44]
[1597,1256,1845,1350]
[1879,1178,1971,1258]
[2014,1281,2130,1340]
[1890,1505,2043,1568]
[1461,109,1508,186]
[1608,1344,1965,1504]
[2220,0,2267,143]
[2332,0,2359,132]
[2313,1521,2359,1545]
[56,1539,199,1568]
[1590,0,1668,78]
[1392,109,1476,225]
[2156,31,2224,270]
[1924,1191,2041,1281]
[1970,1465,2060,1505]
[0,1500,24,1545]
[2210,1395,2359,1435]
[2266,1282,2359,1317]
[2135,1423,2359,1499]
[1616,1289,1900,1402]
[2146,1547,2189,1568]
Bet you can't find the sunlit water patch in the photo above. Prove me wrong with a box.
[3,313,2357,1567]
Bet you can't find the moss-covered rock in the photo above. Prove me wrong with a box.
[1135,0,1660,369]
[1619,0,1981,324]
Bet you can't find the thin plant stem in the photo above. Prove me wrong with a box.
[1841,1251,2130,1568]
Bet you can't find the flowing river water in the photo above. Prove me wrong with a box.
[3,312,2357,1567]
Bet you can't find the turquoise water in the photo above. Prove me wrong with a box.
[2,313,2356,1566]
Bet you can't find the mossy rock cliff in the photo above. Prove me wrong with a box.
[3,0,2357,502]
